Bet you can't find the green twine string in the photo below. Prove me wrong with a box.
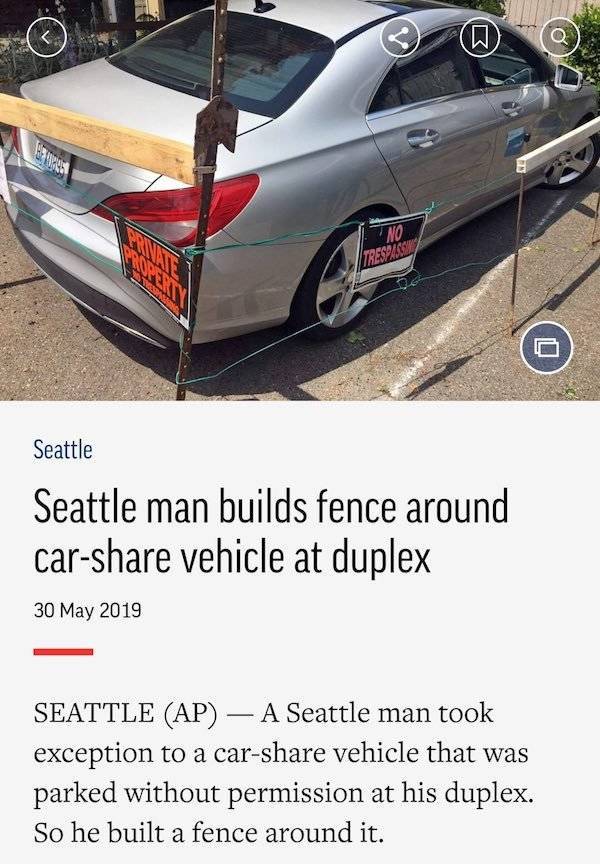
[1,132,524,390]
[176,253,507,386]
[3,134,517,262]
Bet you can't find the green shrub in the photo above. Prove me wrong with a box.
[444,0,506,16]
[566,3,600,88]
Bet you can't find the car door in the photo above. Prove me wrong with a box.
[366,27,499,237]
[477,29,561,190]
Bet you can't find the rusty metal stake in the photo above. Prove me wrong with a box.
[510,174,525,337]
[592,189,600,246]
[176,0,237,401]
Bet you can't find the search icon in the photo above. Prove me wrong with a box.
[540,17,580,58]
[551,27,567,45]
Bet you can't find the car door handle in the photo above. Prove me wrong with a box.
[502,101,523,117]
[407,128,441,149]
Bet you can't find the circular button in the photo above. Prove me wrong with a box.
[26,17,67,59]
[380,18,421,59]
[460,17,501,58]
[520,321,574,375]
[540,17,581,59]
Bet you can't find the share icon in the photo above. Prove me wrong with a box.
[381,18,422,58]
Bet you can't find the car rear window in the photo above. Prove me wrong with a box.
[109,11,335,118]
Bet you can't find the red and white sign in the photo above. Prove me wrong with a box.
[355,213,427,287]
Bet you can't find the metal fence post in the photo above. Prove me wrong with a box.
[510,174,525,337]
[175,0,236,401]
[592,190,600,247]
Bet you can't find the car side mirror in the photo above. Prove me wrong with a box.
[554,64,583,92]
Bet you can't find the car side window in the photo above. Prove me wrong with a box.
[370,67,402,112]
[369,28,478,113]
[479,32,546,87]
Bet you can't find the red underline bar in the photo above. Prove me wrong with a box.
[33,648,94,656]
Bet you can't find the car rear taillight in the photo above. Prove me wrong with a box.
[11,127,20,154]
[92,175,260,247]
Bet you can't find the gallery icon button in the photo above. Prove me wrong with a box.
[460,17,501,58]
[26,17,67,59]
[381,18,421,58]
[540,17,581,59]
[520,321,574,375]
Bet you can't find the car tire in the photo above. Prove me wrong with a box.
[289,208,387,341]
[542,124,600,190]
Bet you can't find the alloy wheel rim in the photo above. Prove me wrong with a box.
[545,140,594,185]
[315,230,378,328]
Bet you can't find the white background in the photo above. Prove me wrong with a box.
[0,402,598,862]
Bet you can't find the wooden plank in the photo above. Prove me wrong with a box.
[517,116,600,174]
[0,92,195,185]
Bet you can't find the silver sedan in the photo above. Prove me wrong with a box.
[5,0,599,346]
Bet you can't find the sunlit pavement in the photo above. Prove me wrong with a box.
[1,169,598,401]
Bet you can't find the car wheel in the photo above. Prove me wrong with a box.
[543,131,599,189]
[290,210,385,341]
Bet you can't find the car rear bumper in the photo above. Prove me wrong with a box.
[11,222,176,348]
[5,155,295,346]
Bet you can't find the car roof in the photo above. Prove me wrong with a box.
[225,0,460,43]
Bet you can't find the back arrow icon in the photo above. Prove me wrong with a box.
[26,17,67,57]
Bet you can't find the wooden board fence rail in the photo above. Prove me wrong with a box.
[516,116,600,175]
[0,93,195,185]
[511,114,600,333]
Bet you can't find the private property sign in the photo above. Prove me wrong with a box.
[114,217,193,330]
[355,213,427,287]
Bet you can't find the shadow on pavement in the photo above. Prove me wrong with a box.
[403,249,599,400]
[0,274,46,290]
